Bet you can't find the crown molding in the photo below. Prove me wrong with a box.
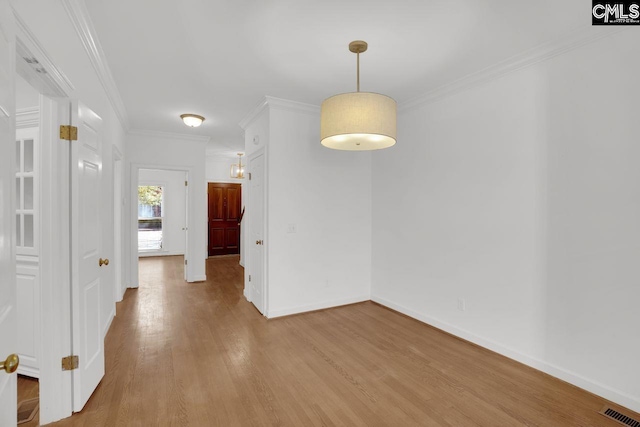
[13,7,74,97]
[60,0,129,130]
[239,96,320,130]
[238,98,269,130]
[400,26,627,111]
[128,129,211,143]
[16,107,39,129]
[265,96,320,115]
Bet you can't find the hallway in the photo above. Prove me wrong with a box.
[46,256,634,426]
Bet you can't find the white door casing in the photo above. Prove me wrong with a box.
[249,152,265,315]
[70,101,105,411]
[0,0,18,423]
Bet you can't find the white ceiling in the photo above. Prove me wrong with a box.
[84,0,586,153]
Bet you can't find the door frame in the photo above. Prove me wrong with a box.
[112,146,124,302]
[129,164,193,285]
[244,148,268,315]
[13,7,76,423]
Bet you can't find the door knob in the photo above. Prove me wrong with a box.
[99,258,110,267]
[0,354,19,374]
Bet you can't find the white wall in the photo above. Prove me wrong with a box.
[138,168,187,257]
[244,98,372,318]
[372,30,640,412]
[206,153,245,184]
[126,131,208,284]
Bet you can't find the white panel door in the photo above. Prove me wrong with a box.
[249,153,265,314]
[70,101,105,411]
[0,0,18,424]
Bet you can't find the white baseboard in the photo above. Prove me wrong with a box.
[371,295,640,413]
[243,288,251,302]
[189,275,206,282]
[138,251,185,258]
[267,295,370,319]
[17,355,40,379]
[103,308,115,339]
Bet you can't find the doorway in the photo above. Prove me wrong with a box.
[207,183,241,256]
[136,168,189,282]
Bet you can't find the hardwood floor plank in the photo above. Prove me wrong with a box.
[43,255,638,426]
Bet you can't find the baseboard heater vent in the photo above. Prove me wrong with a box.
[600,406,640,427]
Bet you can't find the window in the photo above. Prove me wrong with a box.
[138,185,163,251]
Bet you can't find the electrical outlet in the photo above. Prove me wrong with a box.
[457,298,466,311]
[287,224,297,233]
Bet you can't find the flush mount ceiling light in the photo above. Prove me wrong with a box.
[180,113,205,127]
[321,40,397,151]
[230,153,245,179]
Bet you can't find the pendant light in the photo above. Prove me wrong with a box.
[230,153,245,179]
[321,41,397,151]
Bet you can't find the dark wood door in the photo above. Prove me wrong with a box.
[208,183,241,256]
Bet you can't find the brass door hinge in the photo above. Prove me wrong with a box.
[185,259,188,265]
[185,180,188,186]
[60,125,78,141]
[62,355,79,371]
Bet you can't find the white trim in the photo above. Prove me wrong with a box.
[16,107,39,128]
[239,98,268,130]
[138,251,185,258]
[102,307,115,339]
[191,275,206,282]
[17,362,39,379]
[59,0,129,129]
[239,96,320,131]
[130,164,194,287]
[128,129,211,143]
[400,26,627,111]
[267,295,370,319]
[12,8,74,97]
[264,96,320,115]
[371,295,640,414]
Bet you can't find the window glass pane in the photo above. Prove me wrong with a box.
[16,214,21,247]
[24,177,33,210]
[24,214,34,247]
[24,139,34,173]
[138,219,163,251]
[138,186,163,251]
[138,186,163,218]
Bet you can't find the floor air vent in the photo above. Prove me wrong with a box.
[600,406,640,427]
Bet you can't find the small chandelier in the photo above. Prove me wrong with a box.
[180,113,205,127]
[321,41,396,151]
[230,153,245,179]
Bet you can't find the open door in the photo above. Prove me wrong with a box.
[248,153,265,314]
[69,100,105,411]
[0,0,19,423]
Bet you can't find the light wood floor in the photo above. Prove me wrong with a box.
[37,255,637,426]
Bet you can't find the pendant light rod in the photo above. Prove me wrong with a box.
[357,52,360,92]
[349,40,368,93]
